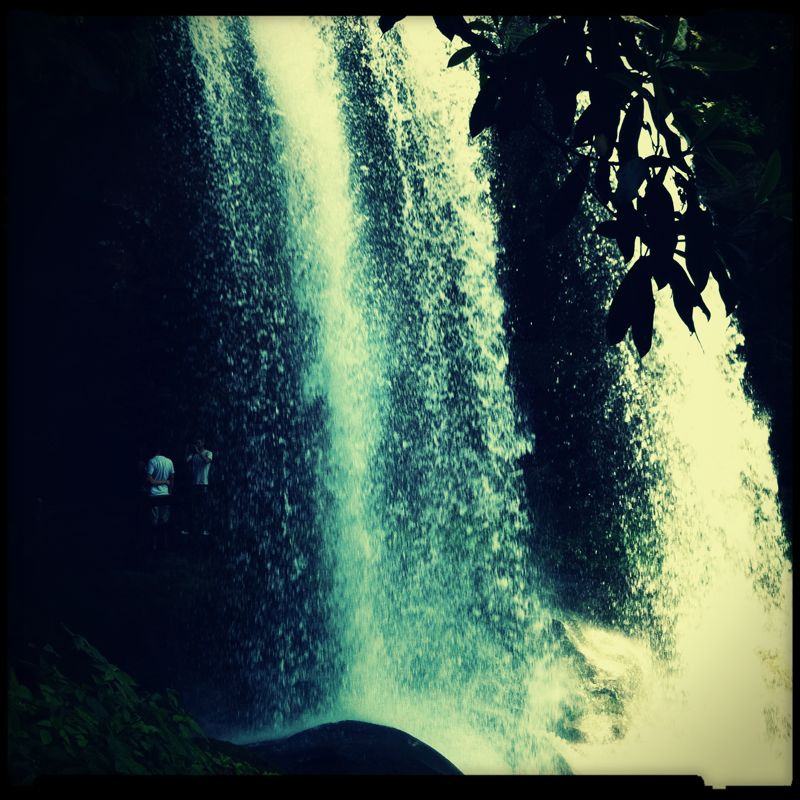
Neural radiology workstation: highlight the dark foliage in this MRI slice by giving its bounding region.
[544,154,592,238]
[381,12,793,612]
[8,627,268,781]
[379,14,791,357]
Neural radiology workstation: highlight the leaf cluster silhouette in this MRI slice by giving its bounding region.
[379,15,787,357]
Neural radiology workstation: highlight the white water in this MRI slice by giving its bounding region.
[566,90,792,787]
[568,272,793,787]
[187,15,791,784]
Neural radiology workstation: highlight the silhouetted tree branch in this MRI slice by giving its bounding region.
[379,14,791,358]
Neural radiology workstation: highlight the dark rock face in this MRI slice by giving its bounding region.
[241,720,462,775]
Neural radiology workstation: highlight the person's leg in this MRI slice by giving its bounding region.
[198,486,209,535]
[149,500,159,550]
[180,490,192,536]
[190,485,201,535]
[161,501,172,550]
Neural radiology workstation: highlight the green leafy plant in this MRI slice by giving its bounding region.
[8,627,269,782]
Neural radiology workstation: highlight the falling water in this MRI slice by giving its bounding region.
[563,268,793,786]
[184,16,790,783]
[558,102,793,787]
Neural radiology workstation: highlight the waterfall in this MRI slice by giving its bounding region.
[184,15,791,783]
[563,255,793,786]
[556,103,793,787]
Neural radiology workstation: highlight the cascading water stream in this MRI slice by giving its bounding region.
[557,101,793,787]
[564,255,793,785]
[185,16,791,783]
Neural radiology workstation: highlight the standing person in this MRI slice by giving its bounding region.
[145,446,175,550]
[182,437,213,537]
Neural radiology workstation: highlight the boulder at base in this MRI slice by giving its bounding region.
[243,720,462,775]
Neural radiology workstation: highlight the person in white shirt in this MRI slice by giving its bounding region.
[181,437,213,537]
[145,447,175,550]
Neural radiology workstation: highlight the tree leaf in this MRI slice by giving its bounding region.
[540,53,581,139]
[660,63,709,96]
[618,225,638,263]
[647,252,673,289]
[683,205,715,293]
[572,102,598,145]
[690,102,725,149]
[468,20,495,33]
[649,64,672,122]
[710,252,738,315]
[616,19,650,72]
[643,155,672,168]
[433,16,463,41]
[15,684,34,703]
[656,117,690,171]
[463,32,500,53]
[640,176,677,253]
[434,16,500,52]
[378,16,405,34]
[644,87,689,172]
[550,85,579,140]
[448,47,475,68]
[593,79,628,144]
[672,18,689,51]
[607,71,645,94]
[617,156,648,202]
[607,257,654,351]
[594,160,613,204]
[620,16,660,31]
[668,260,711,334]
[755,150,782,204]
[684,242,710,295]
[631,293,656,356]
[768,191,792,221]
[544,155,591,237]
[698,151,738,188]
[708,139,755,156]
[594,220,619,238]
[611,202,640,262]
[566,48,593,93]
[661,17,682,55]
[618,94,644,165]
[516,34,538,54]
[469,77,500,137]
[587,16,622,73]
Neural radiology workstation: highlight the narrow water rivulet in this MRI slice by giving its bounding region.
[185,16,791,784]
